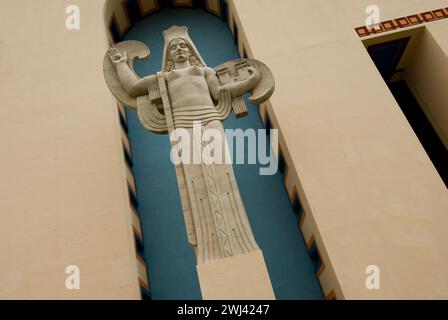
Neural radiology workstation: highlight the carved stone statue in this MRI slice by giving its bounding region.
[103,26,275,265]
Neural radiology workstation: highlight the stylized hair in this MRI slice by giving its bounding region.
[165,37,204,72]
[162,26,207,71]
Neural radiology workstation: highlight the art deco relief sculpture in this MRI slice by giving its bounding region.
[103,26,275,265]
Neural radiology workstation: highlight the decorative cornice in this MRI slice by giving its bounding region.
[355,7,448,38]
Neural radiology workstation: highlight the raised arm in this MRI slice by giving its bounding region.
[108,48,156,98]
[205,66,261,100]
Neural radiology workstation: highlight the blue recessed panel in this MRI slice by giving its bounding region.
[123,8,323,300]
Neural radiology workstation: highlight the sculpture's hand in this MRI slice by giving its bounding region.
[108,47,128,67]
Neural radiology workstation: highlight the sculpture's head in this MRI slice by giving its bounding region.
[169,38,191,64]
[162,26,206,72]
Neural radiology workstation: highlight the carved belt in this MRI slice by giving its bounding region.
[172,105,229,128]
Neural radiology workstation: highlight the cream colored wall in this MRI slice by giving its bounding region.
[232,0,448,299]
[0,0,140,299]
[405,21,448,149]
[1,0,447,300]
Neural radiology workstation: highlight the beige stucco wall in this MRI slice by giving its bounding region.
[1,0,447,300]
[0,0,140,299]
[232,0,448,299]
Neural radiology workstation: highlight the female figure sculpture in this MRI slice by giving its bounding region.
[104,26,275,265]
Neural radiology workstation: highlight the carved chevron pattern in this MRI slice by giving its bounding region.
[203,163,233,258]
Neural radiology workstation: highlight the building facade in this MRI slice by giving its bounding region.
[0,0,447,299]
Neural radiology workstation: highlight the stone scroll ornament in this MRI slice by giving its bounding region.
[103,26,275,265]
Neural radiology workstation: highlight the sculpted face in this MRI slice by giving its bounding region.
[169,38,191,64]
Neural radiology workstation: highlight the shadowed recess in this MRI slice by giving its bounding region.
[123,8,323,300]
